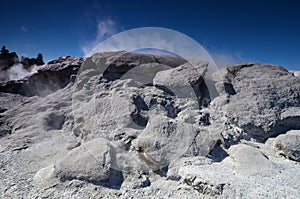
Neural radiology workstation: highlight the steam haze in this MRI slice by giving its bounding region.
[8,64,39,81]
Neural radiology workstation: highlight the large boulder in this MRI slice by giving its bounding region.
[227,143,272,175]
[271,130,300,162]
[223,63,300,142]
[131,115,198,170]
[54,138,112,183]
[80,51,187,83]
[153,61,209,102]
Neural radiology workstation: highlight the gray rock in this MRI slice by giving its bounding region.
[121,173,151,190]
[153,61,208,100]
[223,63,300,142]
[83,51,186,82]
[132,115,198,170]
[272,130,300,161]
[121,63,171,85]
[227,143,272,175]
[54,138,111,183]
[0,56,83,97]
[174,143,300,198]
[1,52,300,198]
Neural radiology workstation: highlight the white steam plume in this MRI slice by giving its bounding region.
[7,64,39,81]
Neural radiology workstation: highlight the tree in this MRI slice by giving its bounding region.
[21,56,31,69]
[0,45,9,55]
[0,45,18,69]
[36,53,44,65]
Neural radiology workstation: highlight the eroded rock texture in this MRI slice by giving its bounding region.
[224,63,300,142]
[0,52,299,198]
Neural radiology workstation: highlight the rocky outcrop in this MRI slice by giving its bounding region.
[0,56,83,97]
[0,52,186,97]
[153,61,209,104]
[170,142,300,198]
[81,51,186,82]
[223,63,300,142]
[0,52,299,198]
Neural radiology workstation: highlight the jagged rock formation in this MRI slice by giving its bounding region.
[0,51,299,198]
[0,56,83,97]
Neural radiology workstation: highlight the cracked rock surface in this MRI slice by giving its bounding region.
[0,52,299,198]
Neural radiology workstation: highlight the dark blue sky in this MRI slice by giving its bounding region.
[1,0,299,70]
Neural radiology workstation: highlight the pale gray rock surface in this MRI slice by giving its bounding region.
[223,63,300,142]
[54,138,112,183]
[83,51,186,82]
[153,61,208,99]
[174,143,300,199]
[131,115,199,169]
[0,52,299,198]
[267,130,300,162]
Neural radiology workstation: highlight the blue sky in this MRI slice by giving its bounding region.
[1,0,299,70]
